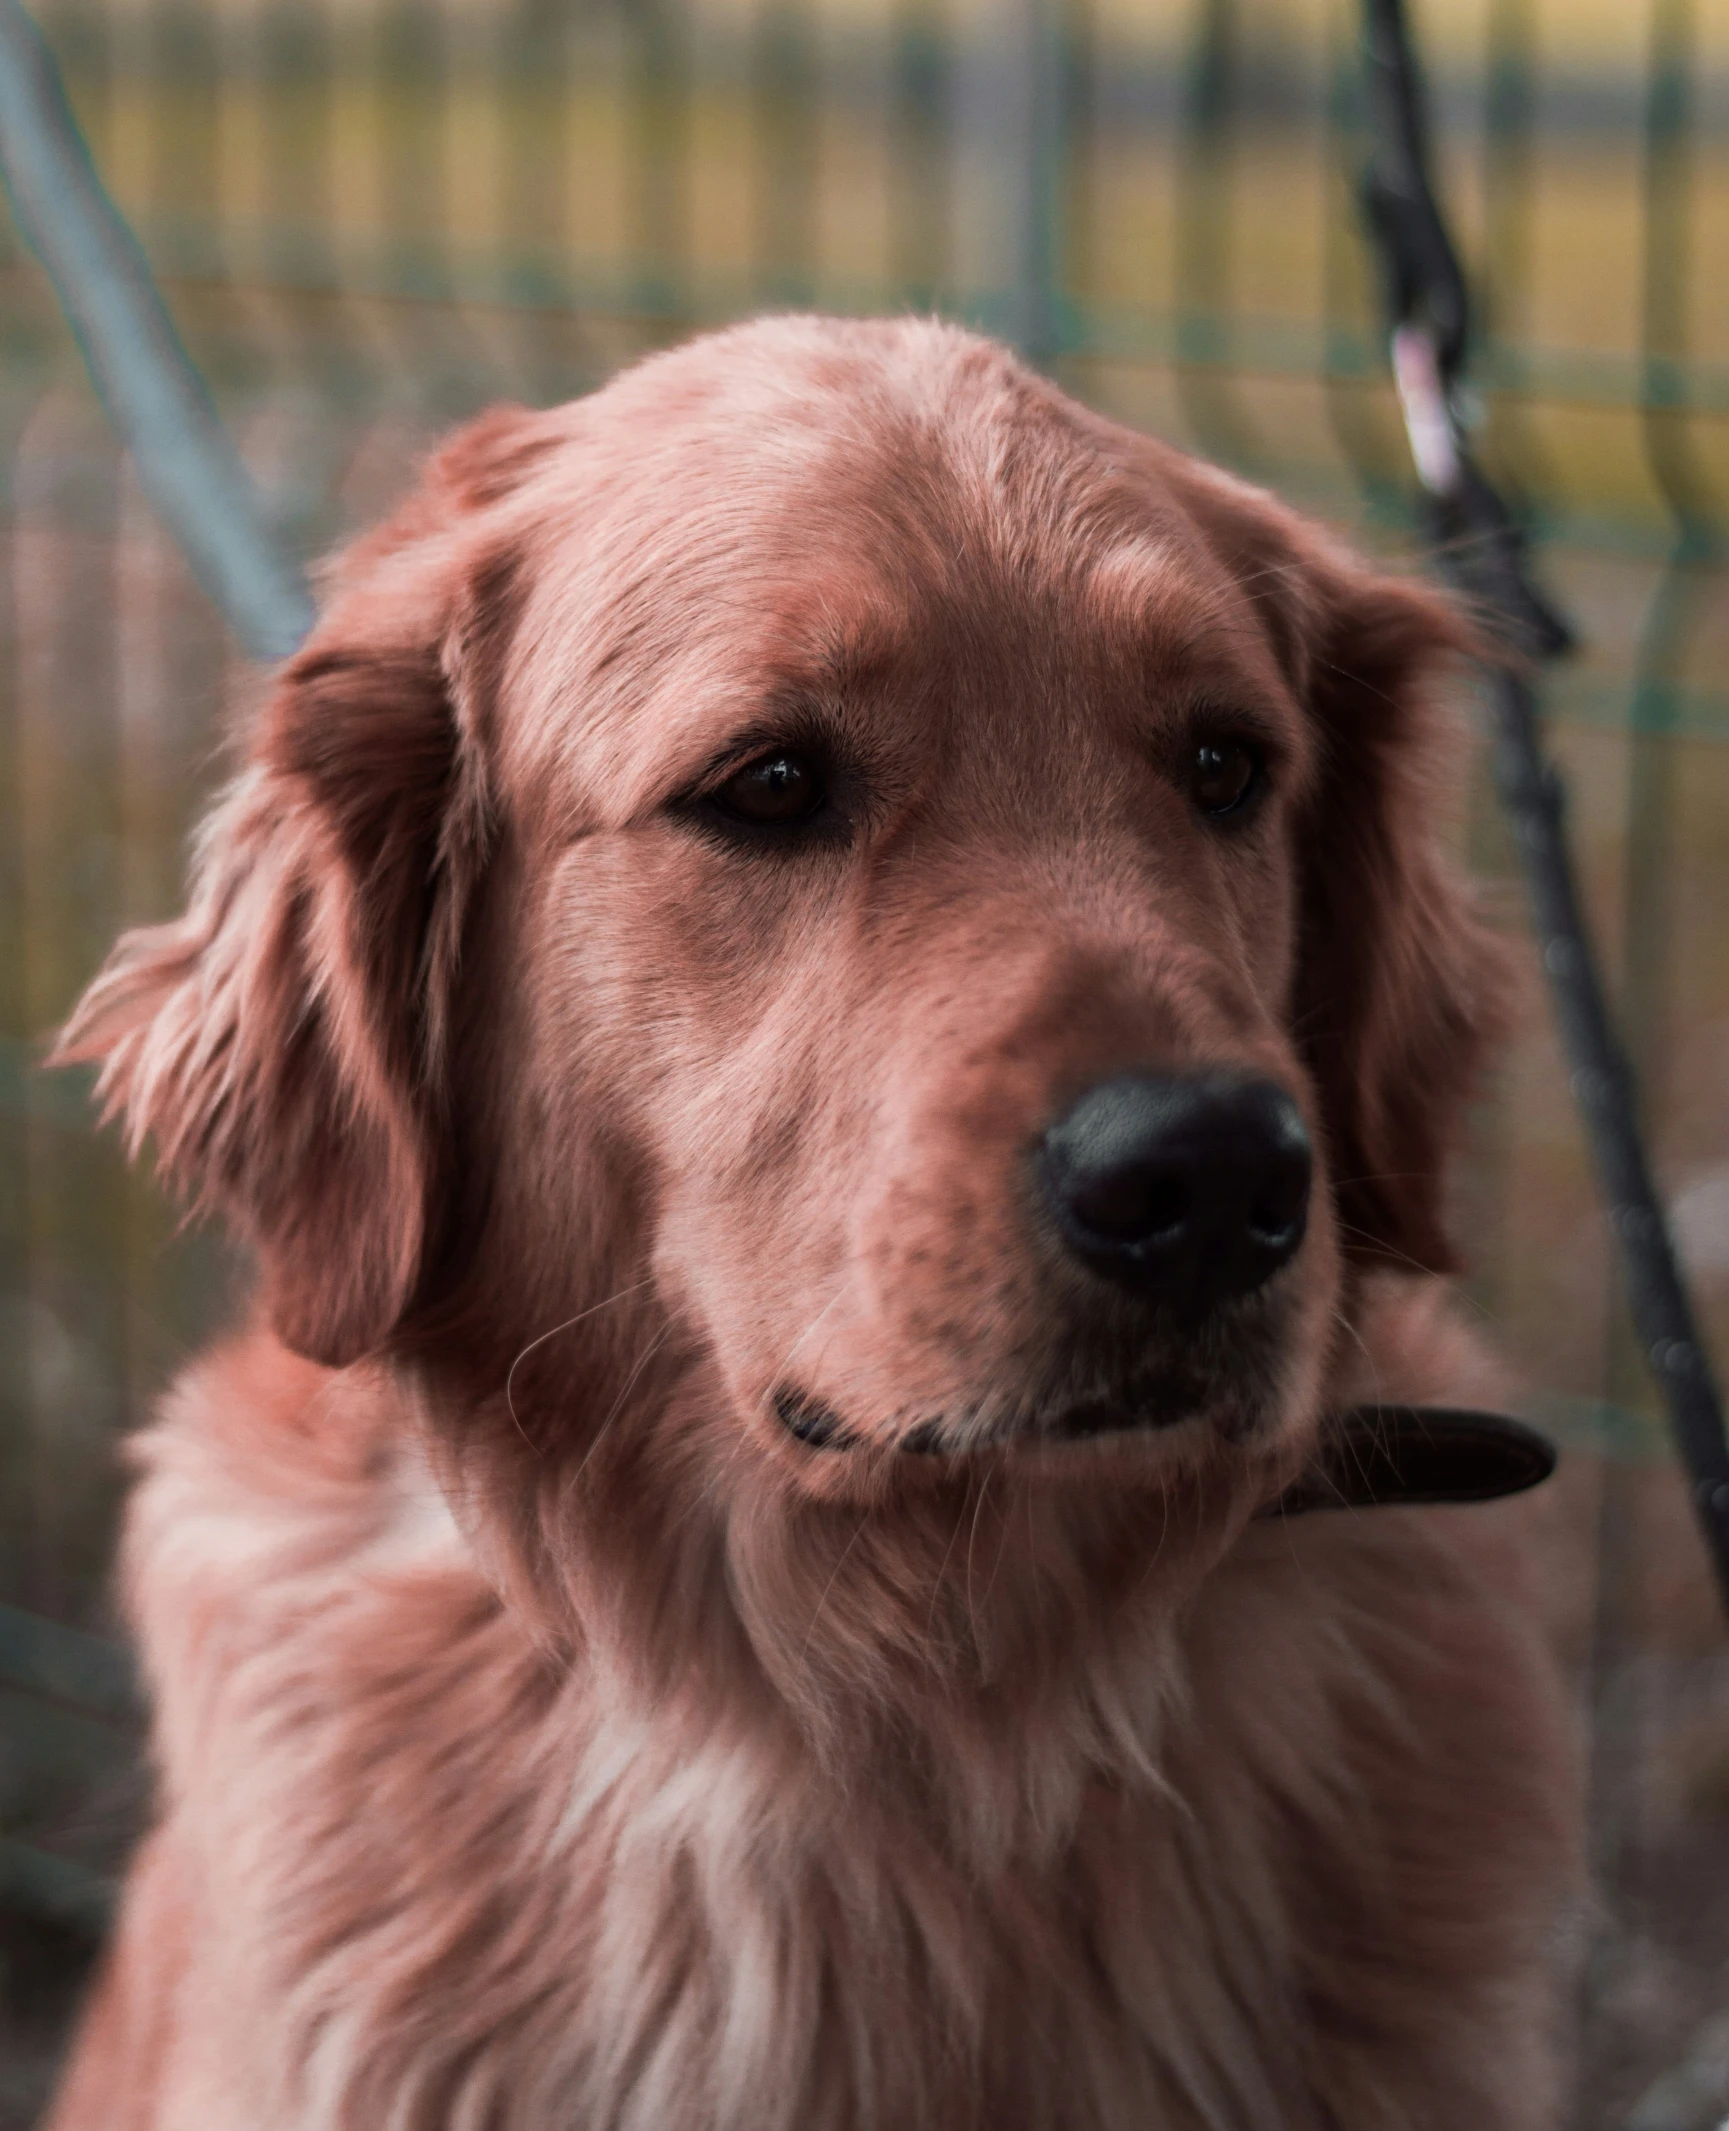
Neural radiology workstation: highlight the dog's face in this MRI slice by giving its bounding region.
[62,318,1495,1583]
[497,396,1337,1478]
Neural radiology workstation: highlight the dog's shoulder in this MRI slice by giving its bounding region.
[141,1317,398,1468]
[126,1319,431,1573]
[84,1331,579,2129]
[120,1324,492,1764]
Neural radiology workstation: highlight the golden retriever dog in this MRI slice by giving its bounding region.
[48,315,1575,2130]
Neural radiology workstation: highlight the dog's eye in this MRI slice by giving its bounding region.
[710,751,827,828]
[1189,739,1261,816]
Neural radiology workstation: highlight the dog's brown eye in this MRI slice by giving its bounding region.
[712,752,826,827]
[1190,739,1260,816]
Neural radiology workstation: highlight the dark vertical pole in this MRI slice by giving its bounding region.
[1351,0,1729,1645]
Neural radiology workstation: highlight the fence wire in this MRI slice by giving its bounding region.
[0,2,1727,2125]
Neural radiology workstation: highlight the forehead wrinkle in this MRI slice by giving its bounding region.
[1087,533,1263,672]
[499,538,910,835]
[531,571,950,842]
[1077,531,1317,781]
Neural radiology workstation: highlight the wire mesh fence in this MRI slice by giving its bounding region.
[0,0,1727,2122]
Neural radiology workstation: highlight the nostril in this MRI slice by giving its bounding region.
[1070,1166,1188,1245]
[1249,1166,1309,1246]
[1249,1205,1300,1248]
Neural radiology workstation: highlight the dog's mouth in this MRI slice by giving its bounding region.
[774,1388,864,1451]
[773,1369,1268,1458]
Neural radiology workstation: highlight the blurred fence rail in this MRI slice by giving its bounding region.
[1,0,1729,2124]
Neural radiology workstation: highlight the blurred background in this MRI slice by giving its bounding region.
[0,0,1726,2121]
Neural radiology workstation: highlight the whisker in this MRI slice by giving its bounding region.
[774,1290,846,1381]
[1326,1218,1449,1285]
[569,1322,673,1489]
[1326,1300,1381,1408]
[977,1463,1018,1618]
[923,1484,975,1659]
[1328,1219,1501,1326]
[1127,1480,1174,1604]
[963,1463,997,1652]
[799,1512,871,1670]
[504,1278,655,1455]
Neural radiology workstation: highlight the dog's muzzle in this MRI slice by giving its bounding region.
[770,1072,1314,1462]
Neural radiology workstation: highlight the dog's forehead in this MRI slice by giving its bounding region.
[498,330,1298,818]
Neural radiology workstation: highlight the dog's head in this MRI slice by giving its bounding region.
[60,318,1497,1678]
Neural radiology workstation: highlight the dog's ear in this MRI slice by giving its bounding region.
[53,410,548,1365]
[1288,560,1505,1275]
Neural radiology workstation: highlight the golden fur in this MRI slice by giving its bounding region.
[50,316,1576,2130]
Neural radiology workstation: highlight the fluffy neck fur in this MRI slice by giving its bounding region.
[104,1298,1561,2131]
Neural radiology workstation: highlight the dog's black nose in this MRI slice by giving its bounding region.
[1039,1073,1311,1311]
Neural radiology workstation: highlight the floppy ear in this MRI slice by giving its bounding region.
[53,411,545,1365]
[1289,563,1506,1275]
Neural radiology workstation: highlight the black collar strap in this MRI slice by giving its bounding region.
[1263,1406,1557,1518]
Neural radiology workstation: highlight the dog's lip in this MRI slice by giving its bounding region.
[1038,1395,1192,1441]
[777,1383,1224,1458]
[900,1395,1197,1456]
[773,1386,861,1450]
